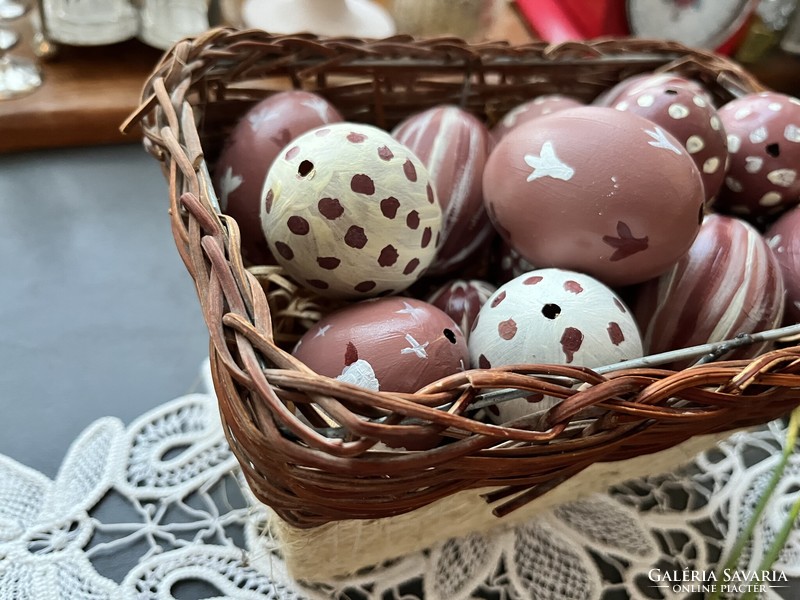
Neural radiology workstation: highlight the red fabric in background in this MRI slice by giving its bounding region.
[514,0,630,42]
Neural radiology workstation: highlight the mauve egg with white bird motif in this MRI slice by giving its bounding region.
[716,92,800,218]
[469,268,643,424]
[482,106,705,287]
[293,297,469,395]
[633,214,784,368]
[213,91,342,265]
[261,123,441,298]
[292,297,468,450]
[392,106,493,274]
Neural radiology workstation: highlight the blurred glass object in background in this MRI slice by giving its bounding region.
[0,0,42,99]
[41,0,138,45]
[138,0,210,50]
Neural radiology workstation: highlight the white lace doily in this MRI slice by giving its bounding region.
[2,360,799,600]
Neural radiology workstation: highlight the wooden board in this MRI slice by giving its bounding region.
[0,2,532,155]
[0,19,163,154]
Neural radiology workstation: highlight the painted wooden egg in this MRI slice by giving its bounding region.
[293,297,469,394]
[392,105,493,274]
[482,106,705,287]
[766,206,800,325]
[491,95,583,142]
[613,82,728,203]
[261,123,442,298]
[595,72,713,108]
[469,268,643,423]
[716,92,800,218]
[633,214,785,368]
[427,279,496,340]
[494,239,535,283]
[213,91,342,265]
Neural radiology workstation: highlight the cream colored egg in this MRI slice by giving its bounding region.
[261,123,442,298]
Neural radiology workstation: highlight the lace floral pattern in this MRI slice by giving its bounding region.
[0,360,798,599]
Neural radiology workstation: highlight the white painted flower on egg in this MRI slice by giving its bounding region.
[468,268,643,423]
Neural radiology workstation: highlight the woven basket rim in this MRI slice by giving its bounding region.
[127,27,800,527]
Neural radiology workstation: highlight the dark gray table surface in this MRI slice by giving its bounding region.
[0,144,210,479]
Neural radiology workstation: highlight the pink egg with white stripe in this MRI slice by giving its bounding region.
[393,106,493,274]
[633,214,785,368]
[468,268,643,424]
[427,279,496,340]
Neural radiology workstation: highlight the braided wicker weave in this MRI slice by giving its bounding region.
[126,28,800,533]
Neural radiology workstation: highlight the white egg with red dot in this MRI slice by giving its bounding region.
[261,123,442,298]
[468,268,643,424]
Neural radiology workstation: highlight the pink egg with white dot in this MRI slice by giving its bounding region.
[716,91,800,218]
[765,206,800,325]
[468,268,643,424]
[613,82,728,203]
[261,123,442,298]
[595,72,713,108]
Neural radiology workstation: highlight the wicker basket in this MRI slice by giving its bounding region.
[126,28,800,579]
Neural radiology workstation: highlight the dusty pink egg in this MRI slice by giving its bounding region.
[633,214,784,368]
[595,72,713,108]
[392,106,493,274]
[765,206,800,324]
[293,297,468,450]
[261,123,441,298]
[491,95,583,142]
[482,106,705,287]
[293,297,468,394]
[213,91,342,265]
[716,92,800,218]
[427,279,496,340]
[468,268,642,424]
[613,82,728,203]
